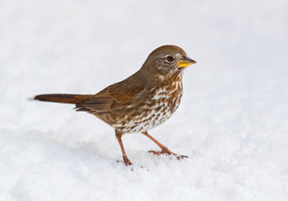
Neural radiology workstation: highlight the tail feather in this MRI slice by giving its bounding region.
[34,94,92,104]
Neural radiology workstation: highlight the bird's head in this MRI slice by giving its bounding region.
[142,45,196,80]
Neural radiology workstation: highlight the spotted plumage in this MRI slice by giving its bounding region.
[34,45,196,166]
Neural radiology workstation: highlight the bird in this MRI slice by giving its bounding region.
[34,45,196,166]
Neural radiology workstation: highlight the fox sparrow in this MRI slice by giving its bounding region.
[34,45,196,166]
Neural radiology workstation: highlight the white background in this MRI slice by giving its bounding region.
[0,0,288,200]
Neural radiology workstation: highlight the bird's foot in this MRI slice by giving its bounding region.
[116,159,149,171]
[148,147,188,160]
[117,156,133,166]
[123,157,133,166]
[175,155,188,160]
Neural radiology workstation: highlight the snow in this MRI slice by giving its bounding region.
[1,0,288,200]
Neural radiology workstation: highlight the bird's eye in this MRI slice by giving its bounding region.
[166,55,174,63]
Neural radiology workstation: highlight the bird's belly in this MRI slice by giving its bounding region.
[119,104,173,133]
[113,89,183,133]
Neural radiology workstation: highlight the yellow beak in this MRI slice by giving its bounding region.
[177,56,197,68]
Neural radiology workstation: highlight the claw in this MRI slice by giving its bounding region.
[176,155,188,159]
[116,156,133,166]
[148,149,188,160]
[148,150,171,155]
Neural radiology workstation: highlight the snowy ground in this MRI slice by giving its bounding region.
[1,0,288,200]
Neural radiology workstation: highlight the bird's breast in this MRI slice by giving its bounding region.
[113,80,183,133]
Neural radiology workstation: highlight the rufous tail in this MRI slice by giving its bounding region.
[34,94,92,104]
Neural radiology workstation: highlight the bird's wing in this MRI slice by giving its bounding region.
[75,81,144,113]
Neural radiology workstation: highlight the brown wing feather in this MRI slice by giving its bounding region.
[76,87,113,112]
[76,70,146,113]
[108,81,144,103]
[75,83,144,113]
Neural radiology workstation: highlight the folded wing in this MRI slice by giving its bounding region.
[76,81,144,113]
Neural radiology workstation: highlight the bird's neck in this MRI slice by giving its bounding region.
[155,70,184,87]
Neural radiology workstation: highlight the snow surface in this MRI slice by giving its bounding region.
[1,0,288,200]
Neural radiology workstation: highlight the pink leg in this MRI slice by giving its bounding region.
[115,131,132,166]
[142,131,187,159]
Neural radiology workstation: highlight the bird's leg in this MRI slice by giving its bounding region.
[142,131,173,155]
[115,131,133,166]
[142,131,188,159]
